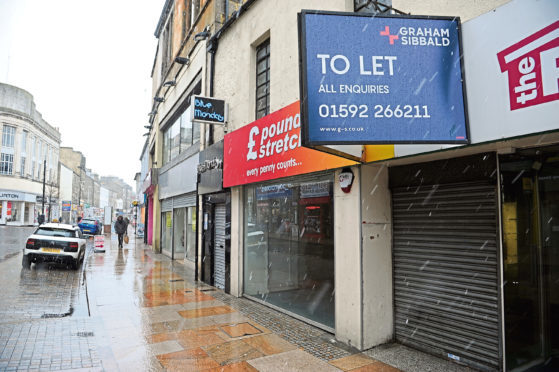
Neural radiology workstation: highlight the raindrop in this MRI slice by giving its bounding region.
[480,240,488,250]
[415,169,422,177]
[414,78,427,96]
[249,272,253,281]
[429,72,438,82]
[548,217,553,224]
[362,24,368,32]
[407,203,414,210]
[511,170,525,184]
[465,340,475,350]
[370,185,378,195]
[405,319,409,324]
[545,236,550,242]
[419,260,430,271]
[462,165,471,174]
[428,211,432,216]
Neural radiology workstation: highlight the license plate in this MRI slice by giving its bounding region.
[42,248,61,253]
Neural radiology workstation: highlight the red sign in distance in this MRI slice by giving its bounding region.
[223,101,357,188]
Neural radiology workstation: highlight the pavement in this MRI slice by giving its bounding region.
[0,230,474,371]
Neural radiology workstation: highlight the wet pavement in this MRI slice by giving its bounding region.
[0,228,473,371]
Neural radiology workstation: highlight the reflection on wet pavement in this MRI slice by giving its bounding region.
[0,232,402,371]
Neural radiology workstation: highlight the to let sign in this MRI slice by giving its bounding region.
[191,96,227,125]
[299,11,469,145]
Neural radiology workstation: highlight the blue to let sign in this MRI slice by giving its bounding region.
[299,11,469,145]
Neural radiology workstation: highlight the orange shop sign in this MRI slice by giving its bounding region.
[223,101,357,188]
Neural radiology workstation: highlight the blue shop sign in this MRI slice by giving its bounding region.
[299,11,469,145]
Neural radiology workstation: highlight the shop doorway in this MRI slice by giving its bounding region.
[501,148,559,371]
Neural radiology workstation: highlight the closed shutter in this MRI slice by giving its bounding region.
[213,203,226,290]
[174,192,196,208]
[161,198,173,212]
[392,181,500,370]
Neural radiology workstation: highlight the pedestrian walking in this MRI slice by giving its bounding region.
[114,215,127,248]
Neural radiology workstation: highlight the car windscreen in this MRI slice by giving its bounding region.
[34,228,76,238]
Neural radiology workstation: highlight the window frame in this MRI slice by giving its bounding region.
[255,39,271,119]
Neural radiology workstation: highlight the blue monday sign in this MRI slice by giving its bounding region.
[299,11,469,145]
[191,96,228,125]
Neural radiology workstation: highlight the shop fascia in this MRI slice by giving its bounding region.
[0,190,38,203]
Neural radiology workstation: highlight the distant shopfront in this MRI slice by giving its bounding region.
[0,189,37,225]
[224,102,356,330]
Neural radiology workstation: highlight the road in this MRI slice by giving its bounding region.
[0,226,35,262]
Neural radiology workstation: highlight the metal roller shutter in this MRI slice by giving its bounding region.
[392,181,500,371]
[161,198,173,212]
[213,203,226,290]
[173,192,196,208]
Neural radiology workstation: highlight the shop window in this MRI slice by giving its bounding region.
[161,211,173,255]
[243,175,335,329]
[255,39,270,119]
[173,208,186,258]
[0,153,13,175]
[186,206,196,261]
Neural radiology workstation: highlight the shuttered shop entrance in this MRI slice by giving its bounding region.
[392,181,500,370]
[213,203,226,290]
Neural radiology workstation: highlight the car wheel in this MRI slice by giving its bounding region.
[22,255,31,269]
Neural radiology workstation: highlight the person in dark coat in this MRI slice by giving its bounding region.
[114,215,127,248]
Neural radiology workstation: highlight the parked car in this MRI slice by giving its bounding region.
[22,223,87,269]
[78,218,102,235]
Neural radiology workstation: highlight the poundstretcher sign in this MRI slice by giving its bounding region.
[299,11,469,145]
[223,101,356,188]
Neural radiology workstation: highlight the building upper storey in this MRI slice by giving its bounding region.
[0,83,61,144]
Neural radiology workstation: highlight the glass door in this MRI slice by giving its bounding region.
[501,149,559,371]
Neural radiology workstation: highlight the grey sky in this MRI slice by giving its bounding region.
[0,0,165,187]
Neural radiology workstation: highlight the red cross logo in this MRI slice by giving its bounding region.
[380,26,399,45]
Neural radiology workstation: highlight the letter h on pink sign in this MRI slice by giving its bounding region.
[497,20,559,110]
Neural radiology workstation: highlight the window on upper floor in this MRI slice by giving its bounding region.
[191,0,200,26]
[161,82,201,166]
[161,13,174,77]
[256,39,270,119]
[2,125,15,148]
[0,153,14,175]
[20,156,25,177]
[21,130,27,154]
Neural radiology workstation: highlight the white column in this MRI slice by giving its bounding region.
[361,163,393,349]
[334,166,363,348]
[19,201,25,225]
[230,186,243,297]
[1,201,7,224]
